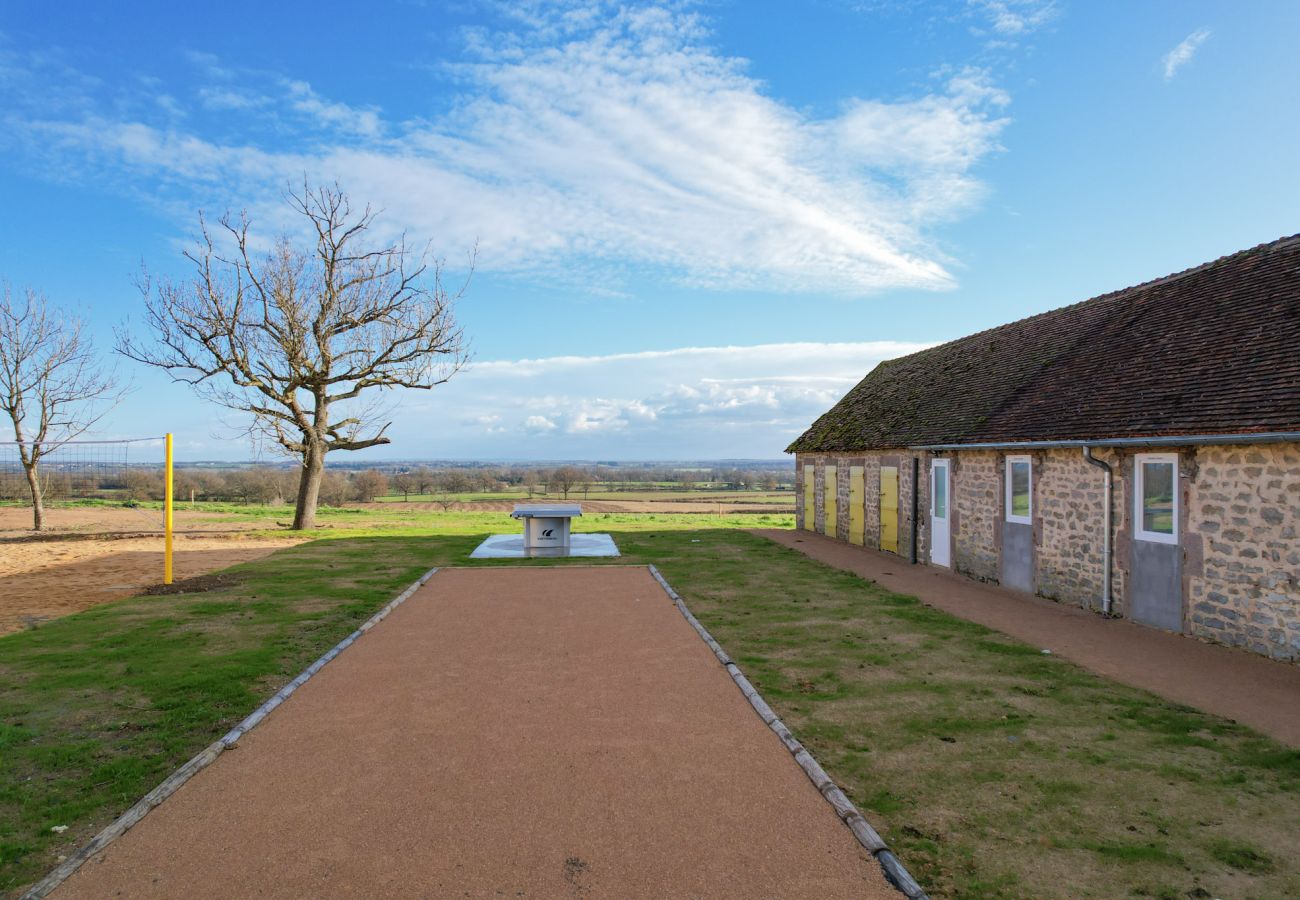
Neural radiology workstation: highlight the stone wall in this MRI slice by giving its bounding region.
[1188,442,1300,660]
[1035,448,1110,610]
[797,442,1300,661]
[794,451,922,559]
[951,451,1000,582]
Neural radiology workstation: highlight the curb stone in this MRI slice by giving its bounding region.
[19,566,442,900]
[647,564,929,900]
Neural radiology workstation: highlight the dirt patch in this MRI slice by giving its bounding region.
[0,505,256,537]
[0,533,305,635]
[141,572,242,596]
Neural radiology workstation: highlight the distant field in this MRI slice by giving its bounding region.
[375,489,793,505]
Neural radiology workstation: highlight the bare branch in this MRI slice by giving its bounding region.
[0,282,124,530]
[116,181,473,529]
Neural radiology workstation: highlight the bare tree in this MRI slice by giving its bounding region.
[412,465,436,497]
[352,469,389,503]
[0,284,119,530]
[521,469,539,498]
[548,466,584,500]
[391,470,415,501]
[118,182,471,529]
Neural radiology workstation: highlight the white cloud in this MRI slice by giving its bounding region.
[2,3,1012,296]
[524,415,558,432]
[1162,28,1211,81]
[969,0,1059,37]
[283,79,382,138]
[391,340,934,457]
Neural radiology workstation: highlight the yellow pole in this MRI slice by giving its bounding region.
[164,433,174,585]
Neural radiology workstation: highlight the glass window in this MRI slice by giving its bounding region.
[1006,457,1032,523]
[934,465,948,518]
[1136,455,1178,542]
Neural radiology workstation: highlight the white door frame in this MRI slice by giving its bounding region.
[930,459,951,567]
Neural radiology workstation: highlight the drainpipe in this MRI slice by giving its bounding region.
[1082,447,1112,615]
[909,456,920,565]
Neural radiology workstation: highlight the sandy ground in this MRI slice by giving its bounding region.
[55,567,890,899]
[757,528,1300,748]
[0,506,304,635]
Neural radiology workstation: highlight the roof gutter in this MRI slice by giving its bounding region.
[907,431,1300,452]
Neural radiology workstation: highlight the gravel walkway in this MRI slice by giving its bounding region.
[55,566,889,898]
[757,529,1300,747]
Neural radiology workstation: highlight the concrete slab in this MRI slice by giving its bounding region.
[468,532,619,558]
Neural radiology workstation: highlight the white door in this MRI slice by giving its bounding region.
[930,460,951,567]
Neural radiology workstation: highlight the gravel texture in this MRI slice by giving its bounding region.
[55,565,889,898]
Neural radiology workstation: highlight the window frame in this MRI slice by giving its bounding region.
[931,458,949,520]
[1005,455,1033,525]
[1134,453,1179,544]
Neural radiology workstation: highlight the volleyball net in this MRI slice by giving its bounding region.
[0,434,176,583]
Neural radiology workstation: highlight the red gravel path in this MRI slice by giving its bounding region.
[55,566,890,899]
[756,529,1300,748]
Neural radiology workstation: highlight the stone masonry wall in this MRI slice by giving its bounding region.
[1035,448,1112,611]
[1189,443,1300,660]
[800,442,1299,661]
[795,452,921,558]
[951,451,1000,582]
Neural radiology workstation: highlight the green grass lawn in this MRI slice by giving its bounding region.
[374,488,794,504]
[34,499,794,532]
[2,526,1297,897]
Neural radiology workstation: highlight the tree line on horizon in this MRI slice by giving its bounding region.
[0,463,791,508]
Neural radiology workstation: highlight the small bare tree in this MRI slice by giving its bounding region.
[0,284,119,530]
[548,466,584,500]
[352,469,389,503]
[119,183,471,529]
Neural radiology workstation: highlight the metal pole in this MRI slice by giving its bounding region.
[164,433,174,585]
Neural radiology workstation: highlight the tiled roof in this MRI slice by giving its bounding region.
[788,234,1300,452]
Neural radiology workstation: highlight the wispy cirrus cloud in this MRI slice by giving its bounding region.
[1162,28,1211,81]
[0,3,1011,297]
[968,0,1060,38]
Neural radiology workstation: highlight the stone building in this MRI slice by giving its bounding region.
[788,235,1300,661]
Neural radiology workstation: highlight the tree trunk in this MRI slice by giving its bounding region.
[292,442,325,530]
[23,461,44,531]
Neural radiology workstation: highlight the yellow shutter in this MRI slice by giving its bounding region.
[823,465,837,538]
[803,466,816,531]
[880,466,899,553]
[849,466,865,545]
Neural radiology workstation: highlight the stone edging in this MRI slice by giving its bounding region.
[19,566,442,900]
[646,564,929,900]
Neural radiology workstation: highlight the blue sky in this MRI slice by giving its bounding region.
[1,0,1297,461]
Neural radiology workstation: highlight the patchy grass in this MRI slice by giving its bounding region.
[642,530,1300,900]
[1,526,1297,899]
